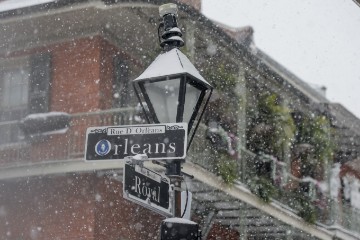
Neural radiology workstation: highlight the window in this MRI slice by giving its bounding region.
[0,53,51,145]
[0,58,30,145]
[1,66,29,109]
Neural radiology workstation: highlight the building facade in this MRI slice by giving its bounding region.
[0,0,359,239]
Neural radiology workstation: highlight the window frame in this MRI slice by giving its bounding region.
[0,56,30,145]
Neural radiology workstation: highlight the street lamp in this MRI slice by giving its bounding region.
[132,4,212,232]
[132,3,213,150]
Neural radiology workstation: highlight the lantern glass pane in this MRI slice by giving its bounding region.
[183,83,201,124]
[143,79,180,123]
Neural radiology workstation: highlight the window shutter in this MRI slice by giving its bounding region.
[28,52,51,114]
[113,56,129,108]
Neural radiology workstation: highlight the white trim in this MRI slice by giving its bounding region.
[0,0,55,13]
[0,159,122,180]
[0,158,166,180]
[0,1,158,24]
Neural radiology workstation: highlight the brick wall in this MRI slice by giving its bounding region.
[206,223,240,239]
[51,37,103,113]
[29,37,116,164]
[0,174,96,239]
[93,174,163,239]
[0,173,165,239]
[0,36,119,167]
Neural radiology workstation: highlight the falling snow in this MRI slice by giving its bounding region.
[0,0,359,239]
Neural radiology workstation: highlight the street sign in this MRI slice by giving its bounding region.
[85,123,187,161]
[123,162,173,216]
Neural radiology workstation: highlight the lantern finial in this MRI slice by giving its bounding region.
[158,3,184,51]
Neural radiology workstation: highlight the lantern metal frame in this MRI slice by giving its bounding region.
[133,72,212,150]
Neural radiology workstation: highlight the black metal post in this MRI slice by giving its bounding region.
[159,3,185,218]
[166,160,183,217]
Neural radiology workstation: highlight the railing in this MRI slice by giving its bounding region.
[1,107,360,234]
[189,124,360,234]
[241,148,360,233]
[0,107,136,167]
[68,107,136,158]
